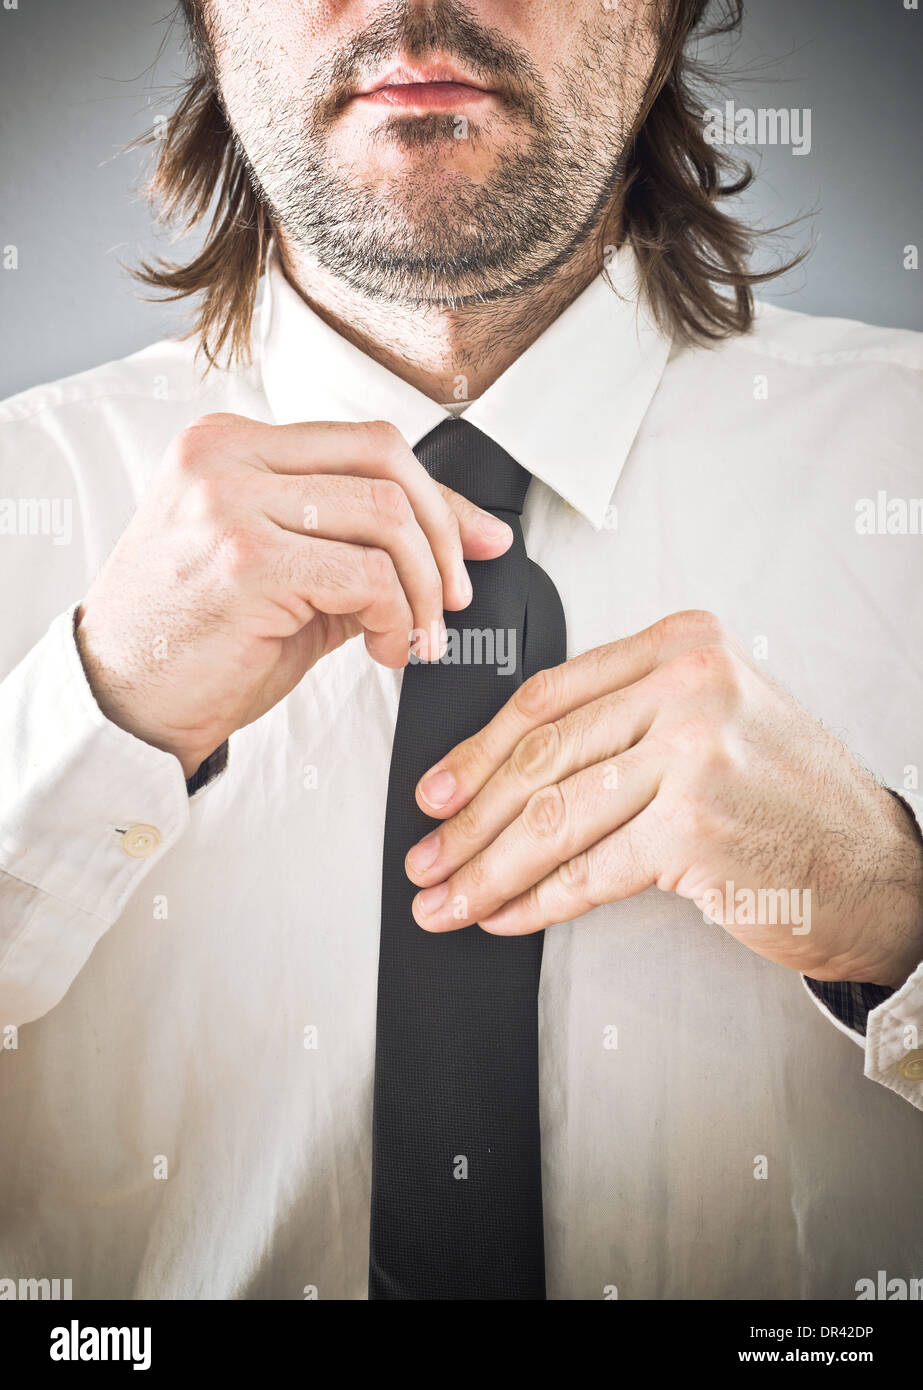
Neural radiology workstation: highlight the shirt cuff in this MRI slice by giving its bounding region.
[803,787,923,1109]
[0,603,192,1022]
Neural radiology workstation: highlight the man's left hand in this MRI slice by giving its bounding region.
[405,610,923,987]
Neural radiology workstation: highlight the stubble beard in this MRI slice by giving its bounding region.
[218,1,631,308]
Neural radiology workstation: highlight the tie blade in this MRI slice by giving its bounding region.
[370,424,565,1300]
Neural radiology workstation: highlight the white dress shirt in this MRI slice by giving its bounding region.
[1,249,921,1300]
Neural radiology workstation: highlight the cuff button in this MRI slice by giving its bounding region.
[121,824,161,859]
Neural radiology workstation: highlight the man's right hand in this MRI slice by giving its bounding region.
[75,413,513,778]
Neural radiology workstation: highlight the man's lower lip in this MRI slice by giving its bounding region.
[353,82,495,109]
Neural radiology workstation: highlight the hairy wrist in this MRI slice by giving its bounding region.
[837,788,923,988]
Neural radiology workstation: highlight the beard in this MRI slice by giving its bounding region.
[215,0,632,307]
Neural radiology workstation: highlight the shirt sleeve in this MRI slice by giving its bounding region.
[0,602,226,1026]
[802,788,923,1111]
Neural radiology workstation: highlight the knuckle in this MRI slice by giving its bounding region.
[668,643,742,701]
[451,800,483,848]
[169,430,208,477]
[413,582,444,629]
[664,608,726,644]
[450,735,482,782]
[665,716,713,761]
[189,411,244,432]
[185,472,229,522]
[482,886,538,933]
[463,855,491,895]
[522,783,567,842]
[171,414,241,469]
[696,731,741,784]
[513,665,561,723]
[364,419,407,458]
[587,642,616,680]
[371,479,413,528]
[440,494,462,538]
[437,495,463,548]
[558,850,592,898]
[512,722,562,782]
[423,572,444,613]
[362,545,396,591]
[213,527,260,580]
[658,639,745,706]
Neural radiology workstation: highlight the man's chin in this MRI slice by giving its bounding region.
[321,244,538,309]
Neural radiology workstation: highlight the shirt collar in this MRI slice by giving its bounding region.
[258,246,672,530]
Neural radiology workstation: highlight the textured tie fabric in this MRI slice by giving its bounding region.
[368,417,566,1300]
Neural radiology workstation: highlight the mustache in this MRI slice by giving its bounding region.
[312,0,547,127]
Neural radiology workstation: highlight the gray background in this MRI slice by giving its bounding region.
[0,0,920,400]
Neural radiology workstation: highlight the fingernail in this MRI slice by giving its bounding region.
[458,568,473,604]
[419,768,456,808]
[478,512,512,540]
[407,831,440,875]
[415,881,449,919]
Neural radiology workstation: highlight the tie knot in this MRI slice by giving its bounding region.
[413,417,531,516]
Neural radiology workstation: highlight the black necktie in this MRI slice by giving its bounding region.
[368,417,566,1300]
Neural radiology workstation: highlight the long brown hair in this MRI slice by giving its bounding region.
[134,0,798,368]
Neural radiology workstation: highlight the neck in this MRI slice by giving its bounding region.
[275,230,608,406]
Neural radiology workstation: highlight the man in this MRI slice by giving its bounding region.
[0,0,921,1301]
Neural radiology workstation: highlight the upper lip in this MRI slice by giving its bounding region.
[353,62,494,96]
